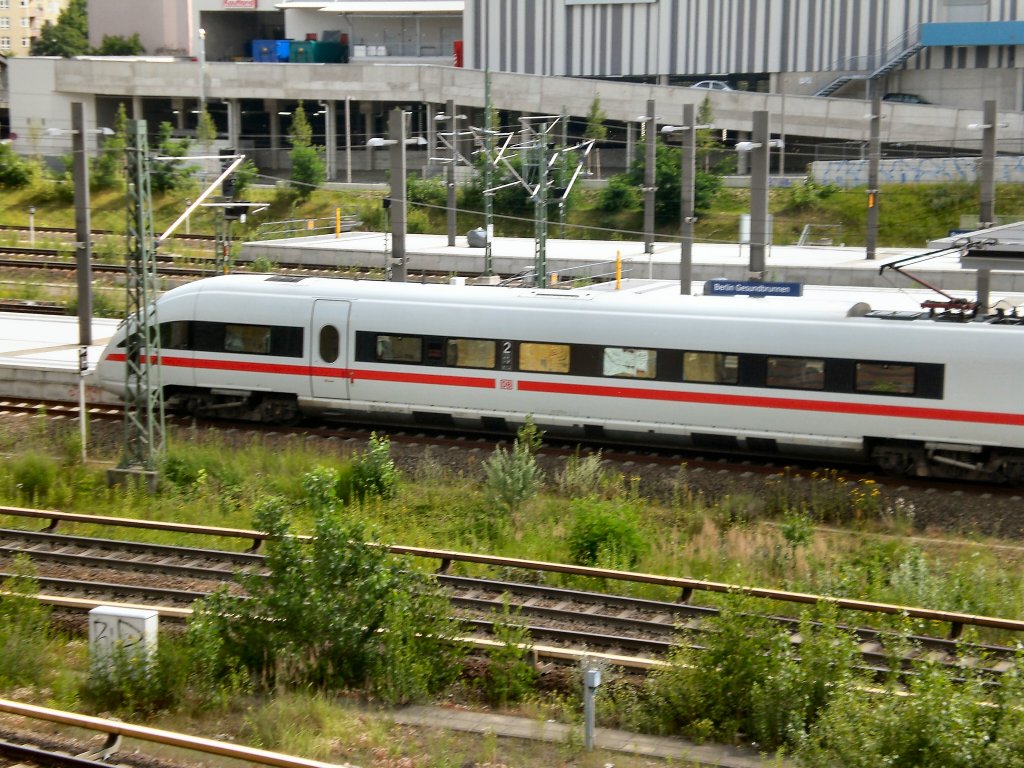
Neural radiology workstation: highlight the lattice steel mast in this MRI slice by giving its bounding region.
[119,119,165,472]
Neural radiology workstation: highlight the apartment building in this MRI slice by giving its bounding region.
[1,0,65,56]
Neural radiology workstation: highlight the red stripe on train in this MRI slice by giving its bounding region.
[515,379,1024,426]
[103,353,1024,426]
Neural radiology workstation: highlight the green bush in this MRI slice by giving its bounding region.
[10,452,59,505]
[597,174,641,212]
[798,656,1024,767]
[480,602,537,707]
[641,600,858,750]
[407,174,448,207]
[0,143,35,188]
[189,497,465,703]
[0,556,53,687]
[300,464,356,510]
[483,420,544,516]
[556,451,607,498]
[352,432,399,500]
[565,497,646,569]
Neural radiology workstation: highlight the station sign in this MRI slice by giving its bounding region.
[703,279,803,297]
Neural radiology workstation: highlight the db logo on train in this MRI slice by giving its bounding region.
[500,379,514,390]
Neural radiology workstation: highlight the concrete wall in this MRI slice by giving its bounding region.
[87,0,190,56]
[811,155,1024,188]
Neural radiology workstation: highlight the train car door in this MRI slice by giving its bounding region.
[311,300,351,400]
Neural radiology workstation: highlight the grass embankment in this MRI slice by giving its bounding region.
[2,417,1024,765]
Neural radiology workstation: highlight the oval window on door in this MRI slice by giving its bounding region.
[319,325,340,364]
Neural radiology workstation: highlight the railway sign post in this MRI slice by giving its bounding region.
[583,667,601,750]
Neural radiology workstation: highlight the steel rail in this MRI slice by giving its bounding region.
[2,505,1022,639]
[0,699,355,768]
[4,530,1008,675]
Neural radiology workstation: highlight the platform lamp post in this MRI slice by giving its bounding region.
[197,28,207,117]
[434,100,467,247]
[662,104,711,295]
[367,108,426,282]
[640,100,658,256]
[45,105,113,461]
[735,111,782,280]
[865,90,881,260]
[968,100,1006,314]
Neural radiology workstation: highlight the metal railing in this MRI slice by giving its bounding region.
[254,213,362,241]
[0,698,354,768]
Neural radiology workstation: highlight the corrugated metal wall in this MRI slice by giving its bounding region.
[464,0,1024,77]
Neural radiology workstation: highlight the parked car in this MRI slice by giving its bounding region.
[882,92,930,104]
[690,80,733,91]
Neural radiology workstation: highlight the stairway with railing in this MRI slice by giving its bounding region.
[814,25,923,98]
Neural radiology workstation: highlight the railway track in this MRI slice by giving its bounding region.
[2,517,1023,680]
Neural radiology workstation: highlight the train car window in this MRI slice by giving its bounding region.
[766,355,825,390]
[446,338,497,369]
[519,342,570,373]
[376,335,422,363]
[855,362,915,395]
[224,324,271,355]
[683,352,739,384]
[270,327,304,358]
[603,347,657,379]
[319,325,340,364]
[158,321,191,350]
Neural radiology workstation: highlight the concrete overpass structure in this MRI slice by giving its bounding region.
[12,57,1024,176]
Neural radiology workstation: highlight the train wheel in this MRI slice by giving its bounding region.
[872,445,919,477]
[998,458,1024,487]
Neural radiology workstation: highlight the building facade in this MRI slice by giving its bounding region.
[2,0,65,56]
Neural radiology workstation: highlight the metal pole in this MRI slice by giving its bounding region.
[643,99,656,255]
[72,102,92,346]
[583,668,601,751]
[323,100,336,181]
[484,67,494,276]
[198,28,206,116]
[749,110,769,278]
[680,104,695,295]
[980,99,997,228]
[866,90,881,260]
[446,98,457,247]
[389,107,407,282]
[28,207,34,246]
[344,96,352,184]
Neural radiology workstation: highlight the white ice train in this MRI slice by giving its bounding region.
[94,274,1024,482]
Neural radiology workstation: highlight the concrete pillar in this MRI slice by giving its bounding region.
[267,99,281,172]
[226,98,241,151]
[172,98,185,131]
[131,96,144,121]
[323,99,336,181]
[344,96,352,183]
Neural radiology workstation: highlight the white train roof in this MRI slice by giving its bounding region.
[166,274,890,323]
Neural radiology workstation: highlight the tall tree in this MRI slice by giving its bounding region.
[31,0,89,57]
[90,103,128,191]
[288,102,325,200]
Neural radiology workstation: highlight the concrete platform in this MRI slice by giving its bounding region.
[0,314,121,404]
[391,704,784,767]
[239,230,1023,292]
